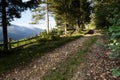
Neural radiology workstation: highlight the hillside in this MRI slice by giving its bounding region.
[0,24,43,41]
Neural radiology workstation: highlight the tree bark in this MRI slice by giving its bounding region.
[77,19,80,28]
[1,0,8,51]
[81,22,85,31]
[76,19,80,32]
[46,0,49,33]
[65,23,67,35]
[64,13,68,35]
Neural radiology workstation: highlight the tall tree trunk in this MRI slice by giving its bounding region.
[65,23,67,35]
[64,13,68,35]
[77,19,80,28]
[46,0,49,33]
[1,0,8,51]
[76,19,80,32]
[81,22,85,31]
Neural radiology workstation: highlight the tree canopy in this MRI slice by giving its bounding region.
[0,0,39,25]
[93,0,120,28]
[0,0,40,51]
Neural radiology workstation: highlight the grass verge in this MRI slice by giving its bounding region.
[42,36,97,80]
[0,35,81,75]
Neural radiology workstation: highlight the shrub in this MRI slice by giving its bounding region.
[107,26,120,59]
[111,68,120,77]
[37,30,60,42]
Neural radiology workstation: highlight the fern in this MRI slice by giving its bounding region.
[111,68,120,77]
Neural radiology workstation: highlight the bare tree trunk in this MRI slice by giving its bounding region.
[81,22,85,31]
[2,0,8,51]
[76,19,80,32]
[65,23,67,35]
[46,0,49,33]
[64,13,68,35]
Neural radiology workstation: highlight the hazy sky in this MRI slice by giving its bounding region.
[11,6,56,30]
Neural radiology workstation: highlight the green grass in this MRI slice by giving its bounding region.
[11,38,37,48]
[0,35,81,75]
[0,36,38,50]
[42,36,97,80]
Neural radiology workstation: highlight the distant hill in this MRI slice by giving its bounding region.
[0,24,44,42]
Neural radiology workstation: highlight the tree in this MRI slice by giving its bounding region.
[51,0,75,34]
[93,0,110,28]
[93,0,120,28]
[80,0,91,30]
[52,0,91,32]
[69,0,81,31]
[0,0,40,51]
[31,0,52,33]
[31,0,92,34]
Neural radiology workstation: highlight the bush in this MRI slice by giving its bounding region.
[111,68,120,77]
[107,26,120,59]
[37,30,60,42]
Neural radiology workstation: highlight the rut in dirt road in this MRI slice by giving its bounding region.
[1,35,94,80]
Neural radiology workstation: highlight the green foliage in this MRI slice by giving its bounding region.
[0,0,40,50]
[86,14,96,30]
[31,0,91,34]
[104,2,120,76]
[95,0,120,59]
[108,26,120,40]
[0,29,62,51]
[39,31,51,41]
[111,68,120,77]
[94,0,120,28]
[107,26,120,59]
[31,0,48,24]
[0,0,39,23]
[38,30,60,41]
[94,1,110,28]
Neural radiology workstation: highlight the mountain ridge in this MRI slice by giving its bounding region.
[0,24,44,42]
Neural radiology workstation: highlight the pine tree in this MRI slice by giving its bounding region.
[93,0,120,28]
[31,0,92,34]
[31,0,52,33]
[80,0,91,30]
[53,0,91,31]
[51,0,73,34]
[0,0,40,51]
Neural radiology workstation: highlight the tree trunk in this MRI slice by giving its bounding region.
[1,0,8,51]
[76,19,80,32]
[77,19,80,28]
[64,13,68,35]
[65,23,67,35]
[81,21,85,31]
[46,0,49,33]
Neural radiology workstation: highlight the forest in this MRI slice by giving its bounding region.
[0,0,120,80]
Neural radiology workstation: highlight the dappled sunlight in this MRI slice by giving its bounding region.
[84,33,102,37]
[83,30,102,37]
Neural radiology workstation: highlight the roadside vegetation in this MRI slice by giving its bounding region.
[94,0,120,77]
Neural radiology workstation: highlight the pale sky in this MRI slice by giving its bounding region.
[11,8,56,30]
